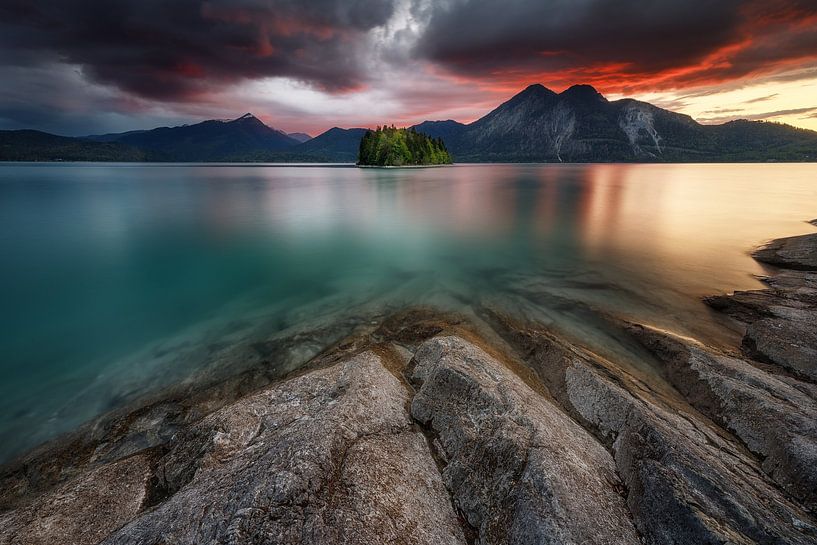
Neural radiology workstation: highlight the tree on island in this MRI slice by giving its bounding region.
[358,125,452,166]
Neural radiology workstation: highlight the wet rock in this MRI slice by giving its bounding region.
[1,348,465,545]
[410,335,640,545]
[3,302,816,545]
[705,268,817,381]
[628,323,817,511]
[0,453,153,545]
[101,350,465,545]
[752,232,817,271]
[743,316,817,381]
[481,309,817,545]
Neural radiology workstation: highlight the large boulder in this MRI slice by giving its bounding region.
[410,335,640,545]
[3,349,467,545]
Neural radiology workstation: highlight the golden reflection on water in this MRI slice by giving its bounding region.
[2,162,816,462]
[83,162,817,346]
[579,164,817,295]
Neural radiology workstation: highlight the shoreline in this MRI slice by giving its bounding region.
[356,163,453,169]
[1,225,816,544]
[4,160,817,165]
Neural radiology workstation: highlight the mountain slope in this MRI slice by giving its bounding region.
[287,132,312,143]
[293,127,368,162]
[90,114,300,161]
[439,84,817,162]
[0,130,149,161]
[411,120,467,141]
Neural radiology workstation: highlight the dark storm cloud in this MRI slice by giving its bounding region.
[0,0,398,99]
[413,0,817,91]
[414,1,742,74]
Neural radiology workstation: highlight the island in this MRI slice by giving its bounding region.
[357,125,452,166]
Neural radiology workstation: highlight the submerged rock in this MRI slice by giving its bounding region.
[2,227,817,545]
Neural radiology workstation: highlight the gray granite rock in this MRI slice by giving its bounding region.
[753,232,817,270]
[410,335,640,545]
[101,349,465,545]
[3,300,817,545]
[628,323,817,512]
[481,309,817,545]
[1,348,466,545]
[0,453,154,545]
[705,264,817,382]
[744,316,817,381]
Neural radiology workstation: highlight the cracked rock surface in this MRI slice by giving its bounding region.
[0,453,153,545]
[410,335,640,545]
[629,324,817,511]
[100,350,466,545]
[482,309,817,545]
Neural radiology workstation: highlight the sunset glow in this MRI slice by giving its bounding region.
[1,0,817,135]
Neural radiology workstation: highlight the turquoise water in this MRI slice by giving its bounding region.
[1,162,816,462]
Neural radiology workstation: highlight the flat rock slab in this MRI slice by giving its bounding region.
[410,335,640,545]
[753,232,817,270]
[104,350,465,545]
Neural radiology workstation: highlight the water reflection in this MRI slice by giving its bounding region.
[0,162,816,462]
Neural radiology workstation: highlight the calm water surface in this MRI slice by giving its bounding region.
[1,162,816,462]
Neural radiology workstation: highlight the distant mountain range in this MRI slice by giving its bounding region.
[2,85,816,162]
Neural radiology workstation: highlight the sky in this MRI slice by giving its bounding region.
[1,0,817,137]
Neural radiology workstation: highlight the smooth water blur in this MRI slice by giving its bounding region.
[1,162,816,462]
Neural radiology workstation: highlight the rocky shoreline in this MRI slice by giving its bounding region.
[2,226,817,544]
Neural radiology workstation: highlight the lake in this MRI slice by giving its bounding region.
[1,162,816,463]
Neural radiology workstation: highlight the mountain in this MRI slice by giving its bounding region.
[287,132,312,143]
[293,127,368,162]
[0,130,149,161]
[83,129,150,142]
[1,90,816,162]
[410,120,467,141]
[420,84,817,162]
[86,113,300,161]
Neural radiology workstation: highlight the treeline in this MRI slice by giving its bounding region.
[358,125,452,166]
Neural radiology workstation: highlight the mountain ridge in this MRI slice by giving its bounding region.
[2,86,816,162]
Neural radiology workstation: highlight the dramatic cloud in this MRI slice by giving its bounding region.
[413,0,817,94]
[1,0,817,134]
[0,0,398,99]
[698,105,817,124]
